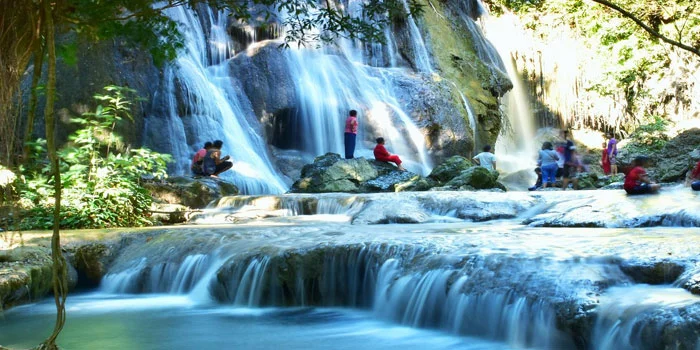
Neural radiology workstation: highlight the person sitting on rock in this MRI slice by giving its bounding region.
[191,141,212,176]
[202,140,233,177]
[690,160,700,191]
[624,156,660,195]
[373,137,406,171]
[528,167,543,191]
[472,145,496,171]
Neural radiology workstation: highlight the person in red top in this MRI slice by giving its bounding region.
[373,137,406,171]
[191,141,212,175]
[344,110,359,159]
[600,141,611,175]
[690,160,700,191]
[624,156,660,195]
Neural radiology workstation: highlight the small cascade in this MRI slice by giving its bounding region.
[102,241,576,348]
[373,261,569,348]
[592,285,700,350]
[398,0,433,73]
[100,253,222,300]
[147,7,287,194]
[454,86,479,145]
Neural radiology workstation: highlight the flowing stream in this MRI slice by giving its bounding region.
[2,190,699,349]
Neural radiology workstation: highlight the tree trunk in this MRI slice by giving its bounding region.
[23,43,45,163]
[38,0,68,349]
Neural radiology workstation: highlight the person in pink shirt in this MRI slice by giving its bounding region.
[191,141,212,176]
[373,137,406,171]
[344,110,359,159]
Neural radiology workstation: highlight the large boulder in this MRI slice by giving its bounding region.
[429,155,472,183]
[143,176,239,209]
[653,129,700,182]
[444,166,498,189]
[292,153,421,193]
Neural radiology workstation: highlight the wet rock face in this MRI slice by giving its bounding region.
[143,176,239,209]
[378,70,474,162]
[229,42,297,137]
[619,260,686,285]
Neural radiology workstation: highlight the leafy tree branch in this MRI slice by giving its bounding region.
[589,0,700,57]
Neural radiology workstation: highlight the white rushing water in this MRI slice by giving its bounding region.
[476,3,538,176]
[146,3,438,187]
[147,7,287,194]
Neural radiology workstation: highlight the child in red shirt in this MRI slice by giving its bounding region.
[624,156,660,195]
[373,137,406,171]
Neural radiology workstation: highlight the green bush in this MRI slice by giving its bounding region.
[17,86,172,230]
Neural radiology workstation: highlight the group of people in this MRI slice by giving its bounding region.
[190,140,233,177]
[532,130,582,190]
[528,129,700,195]
[344,109,407,171]
[191,113,700,195]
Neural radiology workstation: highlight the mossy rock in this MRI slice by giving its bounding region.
[143,176,239,208]
[444,166,497,189]
[0,247,54,311]
[429,155,472,183]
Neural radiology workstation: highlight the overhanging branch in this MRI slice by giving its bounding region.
[589,0,700,58]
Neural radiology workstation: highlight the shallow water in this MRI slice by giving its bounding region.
[0,294,513,350]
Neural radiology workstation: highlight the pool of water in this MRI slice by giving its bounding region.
[0,294,514,350]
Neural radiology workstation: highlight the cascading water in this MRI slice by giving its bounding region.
[146,7,287,194]
[476,3,539,176]
[398,0,433,74]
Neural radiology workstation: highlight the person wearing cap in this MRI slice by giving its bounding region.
[624,156,660,195]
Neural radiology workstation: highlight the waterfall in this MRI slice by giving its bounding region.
[399,0,433,73]
[144,3,437,187]
[145,7,287,194]
[284,47,433,175]
[477,5,538,175]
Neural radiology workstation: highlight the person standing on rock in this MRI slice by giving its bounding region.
[472,145,496,171]
[538,141,559,188]
[344,109,359,159]
[202,140,233,177]
[601,141,611,175]
[191,141,213,176]
[560,130,579,190]
[374,137,406,171]
[624,156,660,195]
[607,133,618,176]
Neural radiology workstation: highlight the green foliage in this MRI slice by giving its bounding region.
[624,115,670,155]
[16,87,172,230]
